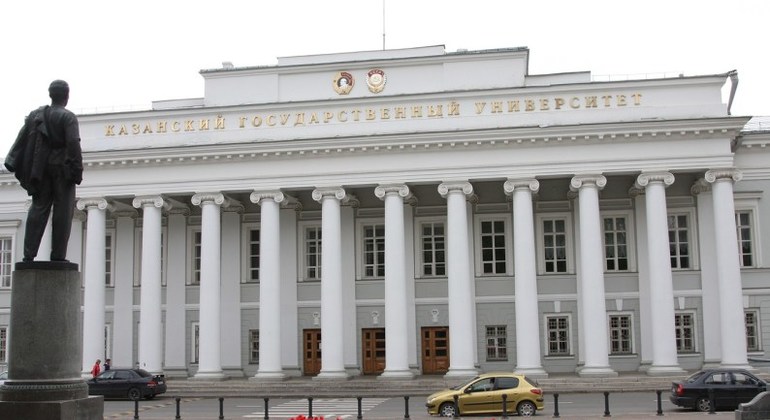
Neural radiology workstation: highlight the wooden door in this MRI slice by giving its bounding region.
[421,326,449,374]
[303,329,322,375]
[362,328,386,374]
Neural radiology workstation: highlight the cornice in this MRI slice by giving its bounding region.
[80,118,748,170]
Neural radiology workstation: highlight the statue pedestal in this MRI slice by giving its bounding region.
[0,262,103,419]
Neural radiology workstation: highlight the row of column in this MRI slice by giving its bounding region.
[76,169,749,378]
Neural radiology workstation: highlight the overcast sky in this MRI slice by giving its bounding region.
[1,0,767,156]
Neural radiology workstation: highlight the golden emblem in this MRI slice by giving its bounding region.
[366,69,386,93]
[333,71,354,95]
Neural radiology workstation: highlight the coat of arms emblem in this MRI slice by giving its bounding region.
[366,69,386,93]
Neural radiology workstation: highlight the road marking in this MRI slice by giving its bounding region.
[244,397,389,419]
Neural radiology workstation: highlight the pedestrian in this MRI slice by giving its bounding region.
[104,358,111,371]
[91,359,101,378]
[3,79,83,262]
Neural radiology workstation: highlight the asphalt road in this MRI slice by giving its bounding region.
[103,391,739,419]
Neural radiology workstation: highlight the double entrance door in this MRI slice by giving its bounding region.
[301,326,449,375]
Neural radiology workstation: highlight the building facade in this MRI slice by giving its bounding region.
[1,46,769,379]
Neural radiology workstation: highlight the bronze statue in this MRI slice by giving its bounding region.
[4,80,83,262]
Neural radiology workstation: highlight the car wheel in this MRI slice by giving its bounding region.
[127,387,142,401]
[517,400,537,417]
[438,402,457,417]
[695,397,712,412]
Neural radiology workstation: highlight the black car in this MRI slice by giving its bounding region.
[670,368,766,411]
[88,368,167,400]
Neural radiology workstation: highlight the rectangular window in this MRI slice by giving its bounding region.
[305,226,322,280]
[546,316,570,356]
[421,222,446,276]
[746,310,760,352]
[1,237,12,288]
[609,314,633,354]
[485,325,507,361]
[480,220,507,274]
[104,324,112,360]
[248,228,260,282]
[603,216,628,271]
[193,231,202,285]
[736,211,754,267]
[668,214,690,269]
[105,234,113,286]
[362,224,385,278]
[674,313,695,353]
[191,322,199,364]
[0,326,6,363]
[249,329,259,364]
[542,219,567,273]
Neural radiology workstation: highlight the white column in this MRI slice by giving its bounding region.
[570,175,615,377]
[133,196,166,374]
[112,210,137,369]
[438,181,478,378]
[504,178,547,378]
[691,180,722,366]
[705,169,750,368]
[636,172,685,375]
[191,192,228,380]
[375,184,414,379]
[252,191,286,379]
[77,198,109,376]
[312,187,349,379]
[164,206,189,377]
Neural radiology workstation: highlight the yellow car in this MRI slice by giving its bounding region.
[426,372,544,417]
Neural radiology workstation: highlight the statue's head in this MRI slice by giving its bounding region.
[48,80,70,103]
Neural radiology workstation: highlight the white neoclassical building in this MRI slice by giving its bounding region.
[1,45,769,379]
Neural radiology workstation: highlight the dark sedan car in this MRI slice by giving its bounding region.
[670,368,766,411]
[88,368,167,400]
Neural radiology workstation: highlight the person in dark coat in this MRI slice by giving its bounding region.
[4,80,83,262]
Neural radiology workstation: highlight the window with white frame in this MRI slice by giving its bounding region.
[541,217,568,273]
[668,213,691,269]
[674,312,695,353]
[105,233,114,286]
[609,314,633,354]
[420,221,446,277]
[603,216,629,271]
[479,219,508,275]
[247,227,260,282]
[546,315,570,356]
[485,325,507,361]
[104,324,112,360]
[736,211,754,268]
[304,225,322,281]
[362,224,385,278]
[191,322,199,364]
[192,230,202,285]
[0,326,7,363]
[746,310,761,352]
[1,236,12,288]
[249,329,259,364]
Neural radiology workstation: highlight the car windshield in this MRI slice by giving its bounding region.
[450,376,481,390]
